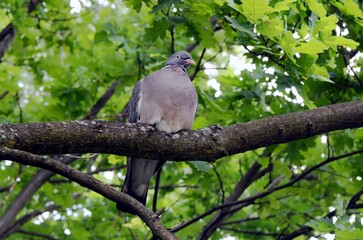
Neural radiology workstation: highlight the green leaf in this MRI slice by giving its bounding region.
[300,89,317,109]
[307,64,332,82]
[107,155,125,165]
[324,36,359,50]
[296,23,310,38]
[99,6,113,19]
[189,161,212,172]
[124,0,144,12]
[336,229,363,240]
[144,17,168,42]
[306,218,333,232]
[279,31,297,62]
[331,0,363,26]
[260,205,270,219]
[238,0,273,23]
[313,15,338,37]
[306,0,327,17]
[225,16,256,37]
[271,0,295,12]
[122,217,145,229]
[256,16,284,39]
[334,194,345,217]
[297,54,318,68]
[94,30,109,44]
[294,39,329,55]
[269,197,281,209]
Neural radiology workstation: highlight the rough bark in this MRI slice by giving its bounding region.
[0,101,362,161]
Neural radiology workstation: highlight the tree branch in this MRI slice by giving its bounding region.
[16,229,57,240]
[221,227,279,237]
[0,23,16,60]
[0,101,362,161]
[0,147,177,240]
[152,168,162,213]
[0,164,22,210]
[0,204,59,239]
[0,0,41,60]
[212,164,225,204]
[0,80,120,236]
[0,91,9,100]
[281,188,363,239]
[0,156,76,236]
[83,80,121,120]
[197,162,263,239]
[171,148,363,233]
[190,48,206,81]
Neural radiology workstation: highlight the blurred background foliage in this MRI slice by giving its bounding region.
[0,0,363,239]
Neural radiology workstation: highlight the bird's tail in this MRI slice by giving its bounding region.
[117,157,165,214]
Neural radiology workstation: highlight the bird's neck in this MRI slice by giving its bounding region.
[164,64,187,73]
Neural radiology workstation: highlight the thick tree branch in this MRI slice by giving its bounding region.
[0,101,362,161]
[0,147,177,240]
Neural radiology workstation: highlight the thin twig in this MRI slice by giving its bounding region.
[15,91,23,123]
[0,91,9,100]
[17,229,58,240]
[212,164,225,204]
[152,167,162,212]
[221,227,279,237]
[190,48,206,81]
[0,164,23,210]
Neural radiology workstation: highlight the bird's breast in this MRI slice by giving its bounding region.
[139,68,197,133]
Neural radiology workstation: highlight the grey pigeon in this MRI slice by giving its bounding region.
[117,51,198,214]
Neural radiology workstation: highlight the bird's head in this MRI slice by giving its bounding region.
[166,51,195,69]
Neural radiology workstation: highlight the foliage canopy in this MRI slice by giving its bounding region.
[1,0,363,239]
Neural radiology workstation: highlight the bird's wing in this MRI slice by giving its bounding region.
[128,79,143,123]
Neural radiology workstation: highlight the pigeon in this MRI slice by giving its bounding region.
[117,51,198,214]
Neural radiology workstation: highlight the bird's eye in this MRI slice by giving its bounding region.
[176,55,180,58]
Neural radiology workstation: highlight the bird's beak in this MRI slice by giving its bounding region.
[186,59,196,65]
